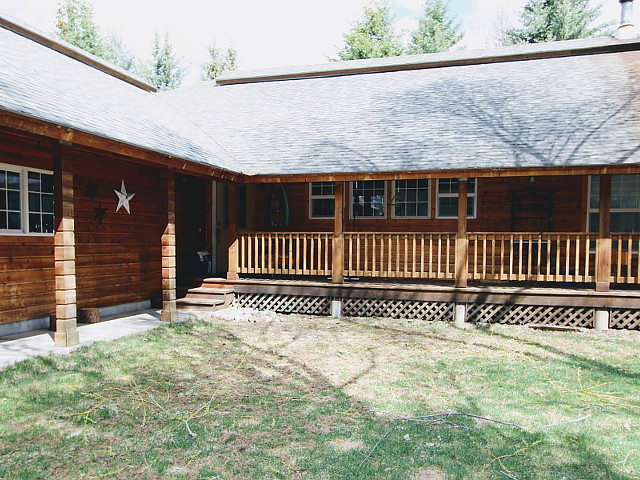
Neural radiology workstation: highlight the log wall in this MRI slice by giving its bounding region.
[0,130,56,323]
[73,146,165,309]
[251,176,586,233]
[0,126,167,324]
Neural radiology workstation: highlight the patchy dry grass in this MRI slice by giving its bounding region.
[1,313,639,479]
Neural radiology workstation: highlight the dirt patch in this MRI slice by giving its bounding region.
[411,466,448,480]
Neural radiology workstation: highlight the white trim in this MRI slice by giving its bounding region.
[435,178,477,219]
[349,180,387,219]
[391,179,430,219]
[309,181,335,219]
[0,162,54,236]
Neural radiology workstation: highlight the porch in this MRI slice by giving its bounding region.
[235,231,640,287]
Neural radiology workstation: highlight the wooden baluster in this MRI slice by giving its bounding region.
[565,236,571,281]
[429,235,434,279]
[575,235,581,281]
[437,235,442,278]
[616,236,622,282]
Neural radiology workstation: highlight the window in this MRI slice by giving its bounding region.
[0,164,54,235]
[393,179,429,218]
[588,174,640,232]
[352,180,385,218]
[309,181,335,218]
[436,178,476,219]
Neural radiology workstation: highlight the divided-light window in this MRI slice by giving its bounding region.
[352,180,385,218]
[393,179,429,218]
[309,181,335,218]
[436,178,476,219]
[588,174,640,232]
[0,164,54,235]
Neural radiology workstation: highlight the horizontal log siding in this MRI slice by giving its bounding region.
[0,128,56,323]
[73,147,164,309]
[251,176,585,234]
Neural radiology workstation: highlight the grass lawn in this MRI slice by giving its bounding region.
[1,312,639,479]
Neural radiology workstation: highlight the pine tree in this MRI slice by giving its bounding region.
[55,0,136,72]
[408,0,463,54]
[202,43,238,80]
[142,33,185,91]
[504,0,611,45]
[335,0,403,61]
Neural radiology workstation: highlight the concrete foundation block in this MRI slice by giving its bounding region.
[594,309,609,331]
[454,303,467,328]
[331,299,343,318]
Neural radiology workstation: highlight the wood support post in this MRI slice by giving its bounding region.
[596,174,611,292]
[161,171,177,322]
[332,181,345,284]
[227,183,239,280]
[54,143,79,347]
[455,178,468,288]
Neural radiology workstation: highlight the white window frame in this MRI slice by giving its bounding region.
[391,179,430,219]
[309,181,335,219]
[587,174,640,233]
[0,162,54,236]
[350,180,387,219]
[436,178,477,219]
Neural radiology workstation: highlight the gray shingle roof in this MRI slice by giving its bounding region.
[164,44,640,176]
[2,14,640,178]
[0,19,239,172]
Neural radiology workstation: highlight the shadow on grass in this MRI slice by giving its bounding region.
[0,320,636,479]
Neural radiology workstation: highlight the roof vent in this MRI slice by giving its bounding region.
[616,0,636,39]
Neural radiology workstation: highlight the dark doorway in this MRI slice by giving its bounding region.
[175,174,209,285]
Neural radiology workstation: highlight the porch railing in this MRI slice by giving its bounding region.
[611,234,640,284]
[467,233,598,283]
[344,232,455,279]
[238,232,332,276]
[236,231,640,285]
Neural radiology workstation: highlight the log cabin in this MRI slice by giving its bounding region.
[2,5,640,345]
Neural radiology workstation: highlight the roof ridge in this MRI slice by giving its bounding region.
[0,14,156,92]
[217,36,640,86]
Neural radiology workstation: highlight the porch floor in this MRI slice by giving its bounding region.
[184,276,640,309]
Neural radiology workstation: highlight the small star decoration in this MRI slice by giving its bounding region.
[93,202,107,224]
[114,180,135,214]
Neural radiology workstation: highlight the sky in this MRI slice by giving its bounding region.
[0,0,635,84]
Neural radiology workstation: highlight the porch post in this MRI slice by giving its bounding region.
[596,174,611,292]
[54,142,79,347]
[227,182,239,280]
[161,170,177,322]
[455,178,468,288]
[332,181,344,284]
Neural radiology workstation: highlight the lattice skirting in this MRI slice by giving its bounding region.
[235,293,640,330]
[236,293,331,315]
[342,298,453,321]
[610,309,640,329]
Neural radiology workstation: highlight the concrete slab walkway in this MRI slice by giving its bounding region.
[0,309,213,371]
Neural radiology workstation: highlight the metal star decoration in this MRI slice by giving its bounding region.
[114,180,135,214]
[93,202,107,224]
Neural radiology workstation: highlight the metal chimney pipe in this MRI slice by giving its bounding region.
[616,0,636,39]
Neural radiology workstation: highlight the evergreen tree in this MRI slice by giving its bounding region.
[55,0,136,72]
[503,0,611,45]
[408,0,462,54]
[142,33,185,91]
[202,43,238,80]
[55,0,103,56]
[335,0,403,60]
